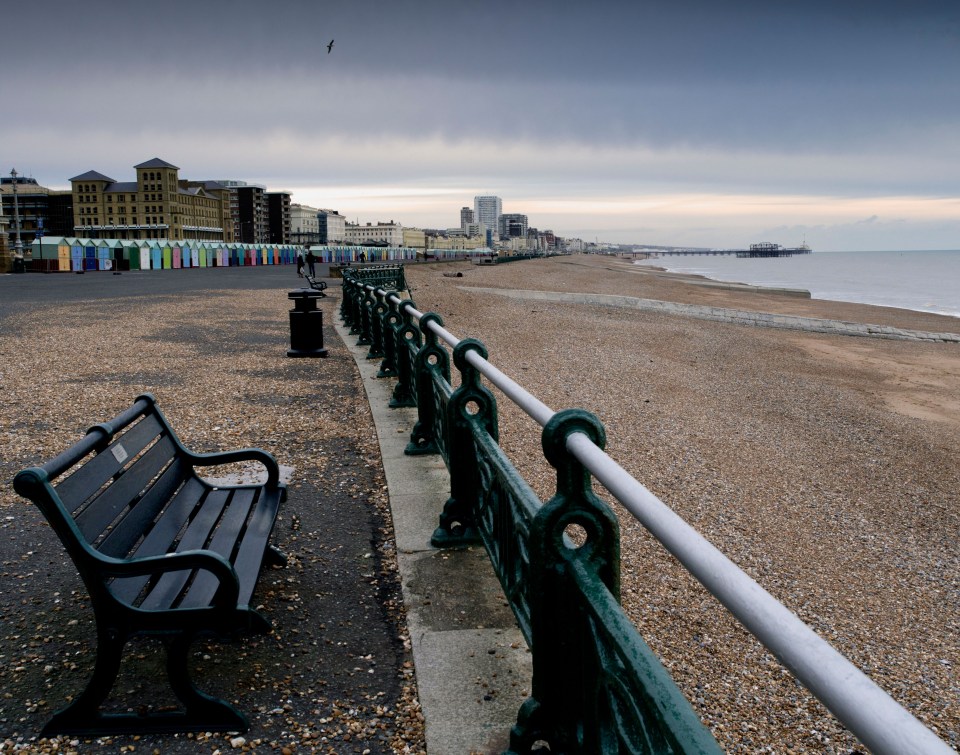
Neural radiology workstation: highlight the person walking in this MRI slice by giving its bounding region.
[296,250,305,277]
[305,249,316,277]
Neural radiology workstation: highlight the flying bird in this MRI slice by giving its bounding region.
[327,39,334,54]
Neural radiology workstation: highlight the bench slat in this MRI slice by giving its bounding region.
[180,488,256,608]
[56,414,166,512]
[98,458,188,559]
[108,477,207,605]
[75,435,177,544]
[139,489,230,610]
[233,488,283,606]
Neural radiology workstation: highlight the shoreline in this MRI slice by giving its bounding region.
[629,253,960,320]
[403,254,960,752]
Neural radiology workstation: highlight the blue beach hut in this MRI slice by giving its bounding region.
[148,241,161,269]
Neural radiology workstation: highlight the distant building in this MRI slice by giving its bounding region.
[403,228,426,249]
[317,209,346,244]
[460,206,474,230]
[1,175,73,246]
[345,220,404,247]
[266,191,292,244]
[235,185,268,243]
[69,158,225,241]
[209,179,251,241]
[290,203,321,245]
[473,195,501,240]
[426,233,487,251]
[498,213,528,239]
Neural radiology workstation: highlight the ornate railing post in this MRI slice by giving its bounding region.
[508,409,721,754]
[357,286,375,346]
[389,300,420,408]
[430,338,495,547]
[339,276,354,325]
[349,280,365,335]
[367,288,388,361]
[404,313,449,456]
[377,293,402,379]
[509,409,619,753]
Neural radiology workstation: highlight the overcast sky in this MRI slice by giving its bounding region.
[4,0,959,250]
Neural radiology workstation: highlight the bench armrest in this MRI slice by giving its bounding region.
[100,549,240,608]
[186,447,282,489]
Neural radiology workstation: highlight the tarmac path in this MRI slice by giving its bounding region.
[0,266,426,754]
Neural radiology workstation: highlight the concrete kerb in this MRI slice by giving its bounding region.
[333,313,532,755]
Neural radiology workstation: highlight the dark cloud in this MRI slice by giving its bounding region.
[6,0,959,248]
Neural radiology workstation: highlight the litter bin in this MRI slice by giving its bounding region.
[287,289,328,358]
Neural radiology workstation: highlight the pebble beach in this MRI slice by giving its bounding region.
[401,254,960,753]
[1,255,958,753]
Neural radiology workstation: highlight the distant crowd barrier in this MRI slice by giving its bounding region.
[339,270,954,755]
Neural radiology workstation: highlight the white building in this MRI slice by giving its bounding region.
[344,220,404,247]
[290,203,320,245]
[317,209,346,244]
[473,195,501,240]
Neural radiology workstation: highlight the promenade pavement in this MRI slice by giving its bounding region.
[0,263,528,754]
[333,316,532,755]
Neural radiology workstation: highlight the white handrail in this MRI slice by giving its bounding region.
[372,285,952,754]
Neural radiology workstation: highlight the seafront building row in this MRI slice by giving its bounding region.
[3,159,585,266]
[24,236,489,272]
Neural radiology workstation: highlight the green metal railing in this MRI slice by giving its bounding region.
[339,271,954,755]
[341,273,722,753]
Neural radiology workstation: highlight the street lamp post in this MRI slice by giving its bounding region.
[10,169,25,273]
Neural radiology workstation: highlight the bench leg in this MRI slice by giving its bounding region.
[166,634,248,732]
[42,625,124,735]
[42,629,248,736]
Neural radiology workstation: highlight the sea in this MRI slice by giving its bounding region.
[632,249,960,319]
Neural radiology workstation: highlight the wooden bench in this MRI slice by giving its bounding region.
[13,393,288,736]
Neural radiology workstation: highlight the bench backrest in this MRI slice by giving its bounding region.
[14,394,189,566]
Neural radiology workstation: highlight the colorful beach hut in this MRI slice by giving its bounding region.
[56,237,71,271]
[148,241,161,270]
[123,241,140,270]
[137,241,150,270]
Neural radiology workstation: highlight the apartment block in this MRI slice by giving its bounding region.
[473,195,501,239]
[317,209,346,244]
[1,176,73,246]
[266,191,292,244]
[70,158,226,241]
